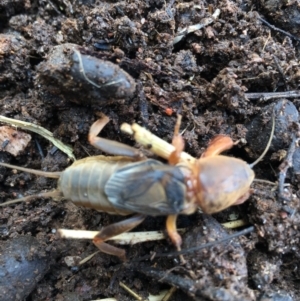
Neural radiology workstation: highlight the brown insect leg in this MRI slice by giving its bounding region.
[88,116,145,159]
[201,135,235,158]
[169,115,185,165]
[93,242,127,261]
[166,214,186,263]
[93,214,146,260]
[166,214,182,249]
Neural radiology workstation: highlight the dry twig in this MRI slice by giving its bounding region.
[258,16,300,42]
[245,90,300,102]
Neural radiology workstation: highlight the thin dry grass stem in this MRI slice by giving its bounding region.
[161,287,177,301]
[58,229,185,244]
[221,219,248,229]
[0,115,75,160]
[79,251,100,266]
[119,282,145,301]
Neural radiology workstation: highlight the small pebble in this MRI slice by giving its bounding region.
[0,236,49,301]
[246,99,299,158]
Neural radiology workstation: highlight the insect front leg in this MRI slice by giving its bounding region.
[89,115,145,160]
[93,214,146,260]
[201,135,235,158]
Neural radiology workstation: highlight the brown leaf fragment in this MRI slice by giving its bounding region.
[0,126,31,156]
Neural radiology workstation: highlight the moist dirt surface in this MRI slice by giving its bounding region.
[1,0,300,300]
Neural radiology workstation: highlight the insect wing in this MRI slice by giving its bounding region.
[105,160,187,216]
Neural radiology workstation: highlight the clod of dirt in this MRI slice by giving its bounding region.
[137,214,255,301]
[0,236,50,301]
[139,265,249,301]
[180,214,254,300]
[0,34,31,97]
[258,291,293,301]
[0,0,25,19]
[36,43,136,104]
[249,183,300,255]
[174,50,198,75]
[291,148,300,187]
[246,100,299,158]
[55,292,82,301]
[258,0,300,38]
[64,256,81,267]
[0,126,31,156]
[137,215,255,301]
[247,249,281,290]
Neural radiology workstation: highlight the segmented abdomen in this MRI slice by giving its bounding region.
[58,156,133,215]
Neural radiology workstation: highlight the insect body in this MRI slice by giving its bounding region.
[0,114,274,260]
[58,156,191,216]
[0,116,195,259]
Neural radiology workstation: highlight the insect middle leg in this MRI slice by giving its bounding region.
[93,214,146,260]
[168,115,235,160]
[169,115,185,165]
[89,115,145,160]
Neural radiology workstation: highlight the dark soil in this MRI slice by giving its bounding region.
[1,0,300,300]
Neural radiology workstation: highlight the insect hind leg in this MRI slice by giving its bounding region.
[93,214,146,261]
[89,115,145,160]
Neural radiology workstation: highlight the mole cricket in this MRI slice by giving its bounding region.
[0,114,274,260]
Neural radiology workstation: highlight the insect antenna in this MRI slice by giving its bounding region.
[0,162,63,206]
[0,189,63,207]
[249,112,275,168]
[0,162,61,178]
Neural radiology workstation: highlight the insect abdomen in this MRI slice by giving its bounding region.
[58,156,133,215]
